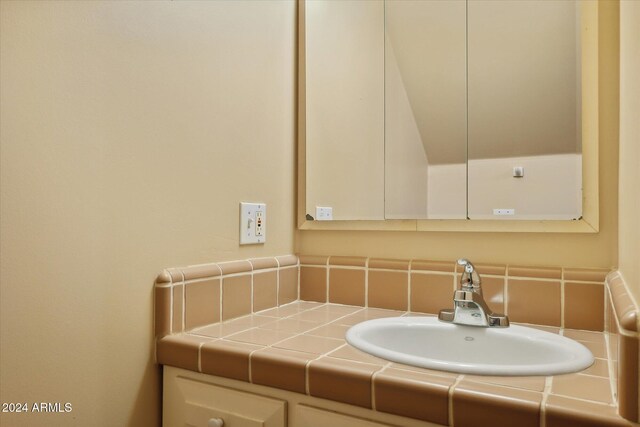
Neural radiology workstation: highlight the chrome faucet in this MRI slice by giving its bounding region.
[438,259,509,327]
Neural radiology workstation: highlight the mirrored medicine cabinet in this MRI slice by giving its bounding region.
[298,0,599,233]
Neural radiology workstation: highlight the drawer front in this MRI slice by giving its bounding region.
[292,404,394,427]
[166,374,286,427]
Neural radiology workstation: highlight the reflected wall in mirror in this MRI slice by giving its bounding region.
[385,0,467,219]
[304,0,385,221]
[467,0,582,219]
[304,0,583,222]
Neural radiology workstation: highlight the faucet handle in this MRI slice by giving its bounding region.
[457,258,481,291]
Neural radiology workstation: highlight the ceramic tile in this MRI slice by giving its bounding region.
[308,357,381,408]
[335,308,405,326]
[328,268,365,306]
[480,276,506,314]
[300,266,327,302]
[185,278,221,330]
[410,273,454,315]
[579,339,607,359]
[545,395,633,427]
[473,263,507,276]
[581,358,609,377]
[275,254,298,267]
[287,308,349,323]
[157,334,213,371]
[250,347,314,393]
[508,265,562,279]
[252,271,277,312]
[618,334,639,421]
[453,380,541,427]
[258,318,322,334]
[155,286,171,337]
[299,255,328,265]
[222,274,251,321]
[507,279,561,326]
[551,374,612,403]
[464,375,546,392]
[273,334,343,354]
[172,284,184,333]
[306,323,351,340]
[257,301,309,318]
[375,368,453,424]
[563,329,606,343]
[388,363,458,379]
[218,260,252,275]
[181,264,221,281]
[564,282,604,331]
[278,266,298,305]
[411,260,456,273]
[308,304,361,316]
[369,258,410,270]
[200,340,262,381]
[328,256,367,267]
[326,344,387,365]
[368,270,408,311]
[248,257,278,271]
[564,268,610,283]
[225,327,296,346]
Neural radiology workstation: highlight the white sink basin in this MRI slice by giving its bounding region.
[346,316,594,376]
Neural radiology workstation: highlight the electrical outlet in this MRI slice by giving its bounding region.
[315,206,333,221]
[240,202,266,244]
[493,208,515,216]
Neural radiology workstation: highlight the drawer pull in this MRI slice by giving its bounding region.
[208,418,224,427]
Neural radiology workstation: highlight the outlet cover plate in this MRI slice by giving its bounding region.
[240,202,266,245]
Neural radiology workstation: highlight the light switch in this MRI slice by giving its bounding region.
[240,202,266,245]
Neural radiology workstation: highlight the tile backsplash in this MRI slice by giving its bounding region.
[155,255,298,338]
[299,255,609,331]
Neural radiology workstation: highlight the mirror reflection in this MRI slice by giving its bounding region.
[305,0,583,221]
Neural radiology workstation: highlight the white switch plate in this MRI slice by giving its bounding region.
[493,208,515,216]
[240,202,266,245]
[315,206,333,221]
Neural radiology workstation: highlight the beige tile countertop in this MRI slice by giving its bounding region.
[157,301,634,427]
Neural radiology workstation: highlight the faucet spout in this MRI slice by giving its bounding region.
[438,259,509,328]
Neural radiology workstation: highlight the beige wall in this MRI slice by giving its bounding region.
[0,1,296,426]
[618,0,640,304]
[297,1,619,270]
[304,0,384,220]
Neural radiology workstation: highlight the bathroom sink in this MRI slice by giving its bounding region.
[346,316,594,376]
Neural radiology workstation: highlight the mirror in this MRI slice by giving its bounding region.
[303,0,584,223]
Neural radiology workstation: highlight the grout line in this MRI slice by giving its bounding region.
[540,376,553,427]
[168,284,174,335]
[218,277,223,324]
[250,272,254,314]
[197,341,207,373]
[449,374,464,427]
[181,270,186,333]
[560,268,566,329]
[275,257,281,307]
[407,261,413,312]
[503,275,509,316]
[370,361,393,411]
[365,258,370,308]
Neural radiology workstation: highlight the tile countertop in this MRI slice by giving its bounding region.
[157,301,634,427]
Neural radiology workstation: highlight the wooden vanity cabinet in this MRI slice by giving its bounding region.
[163,366,441,427]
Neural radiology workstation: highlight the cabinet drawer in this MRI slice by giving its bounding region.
[293,404,394,427]
[165,375,286,427]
